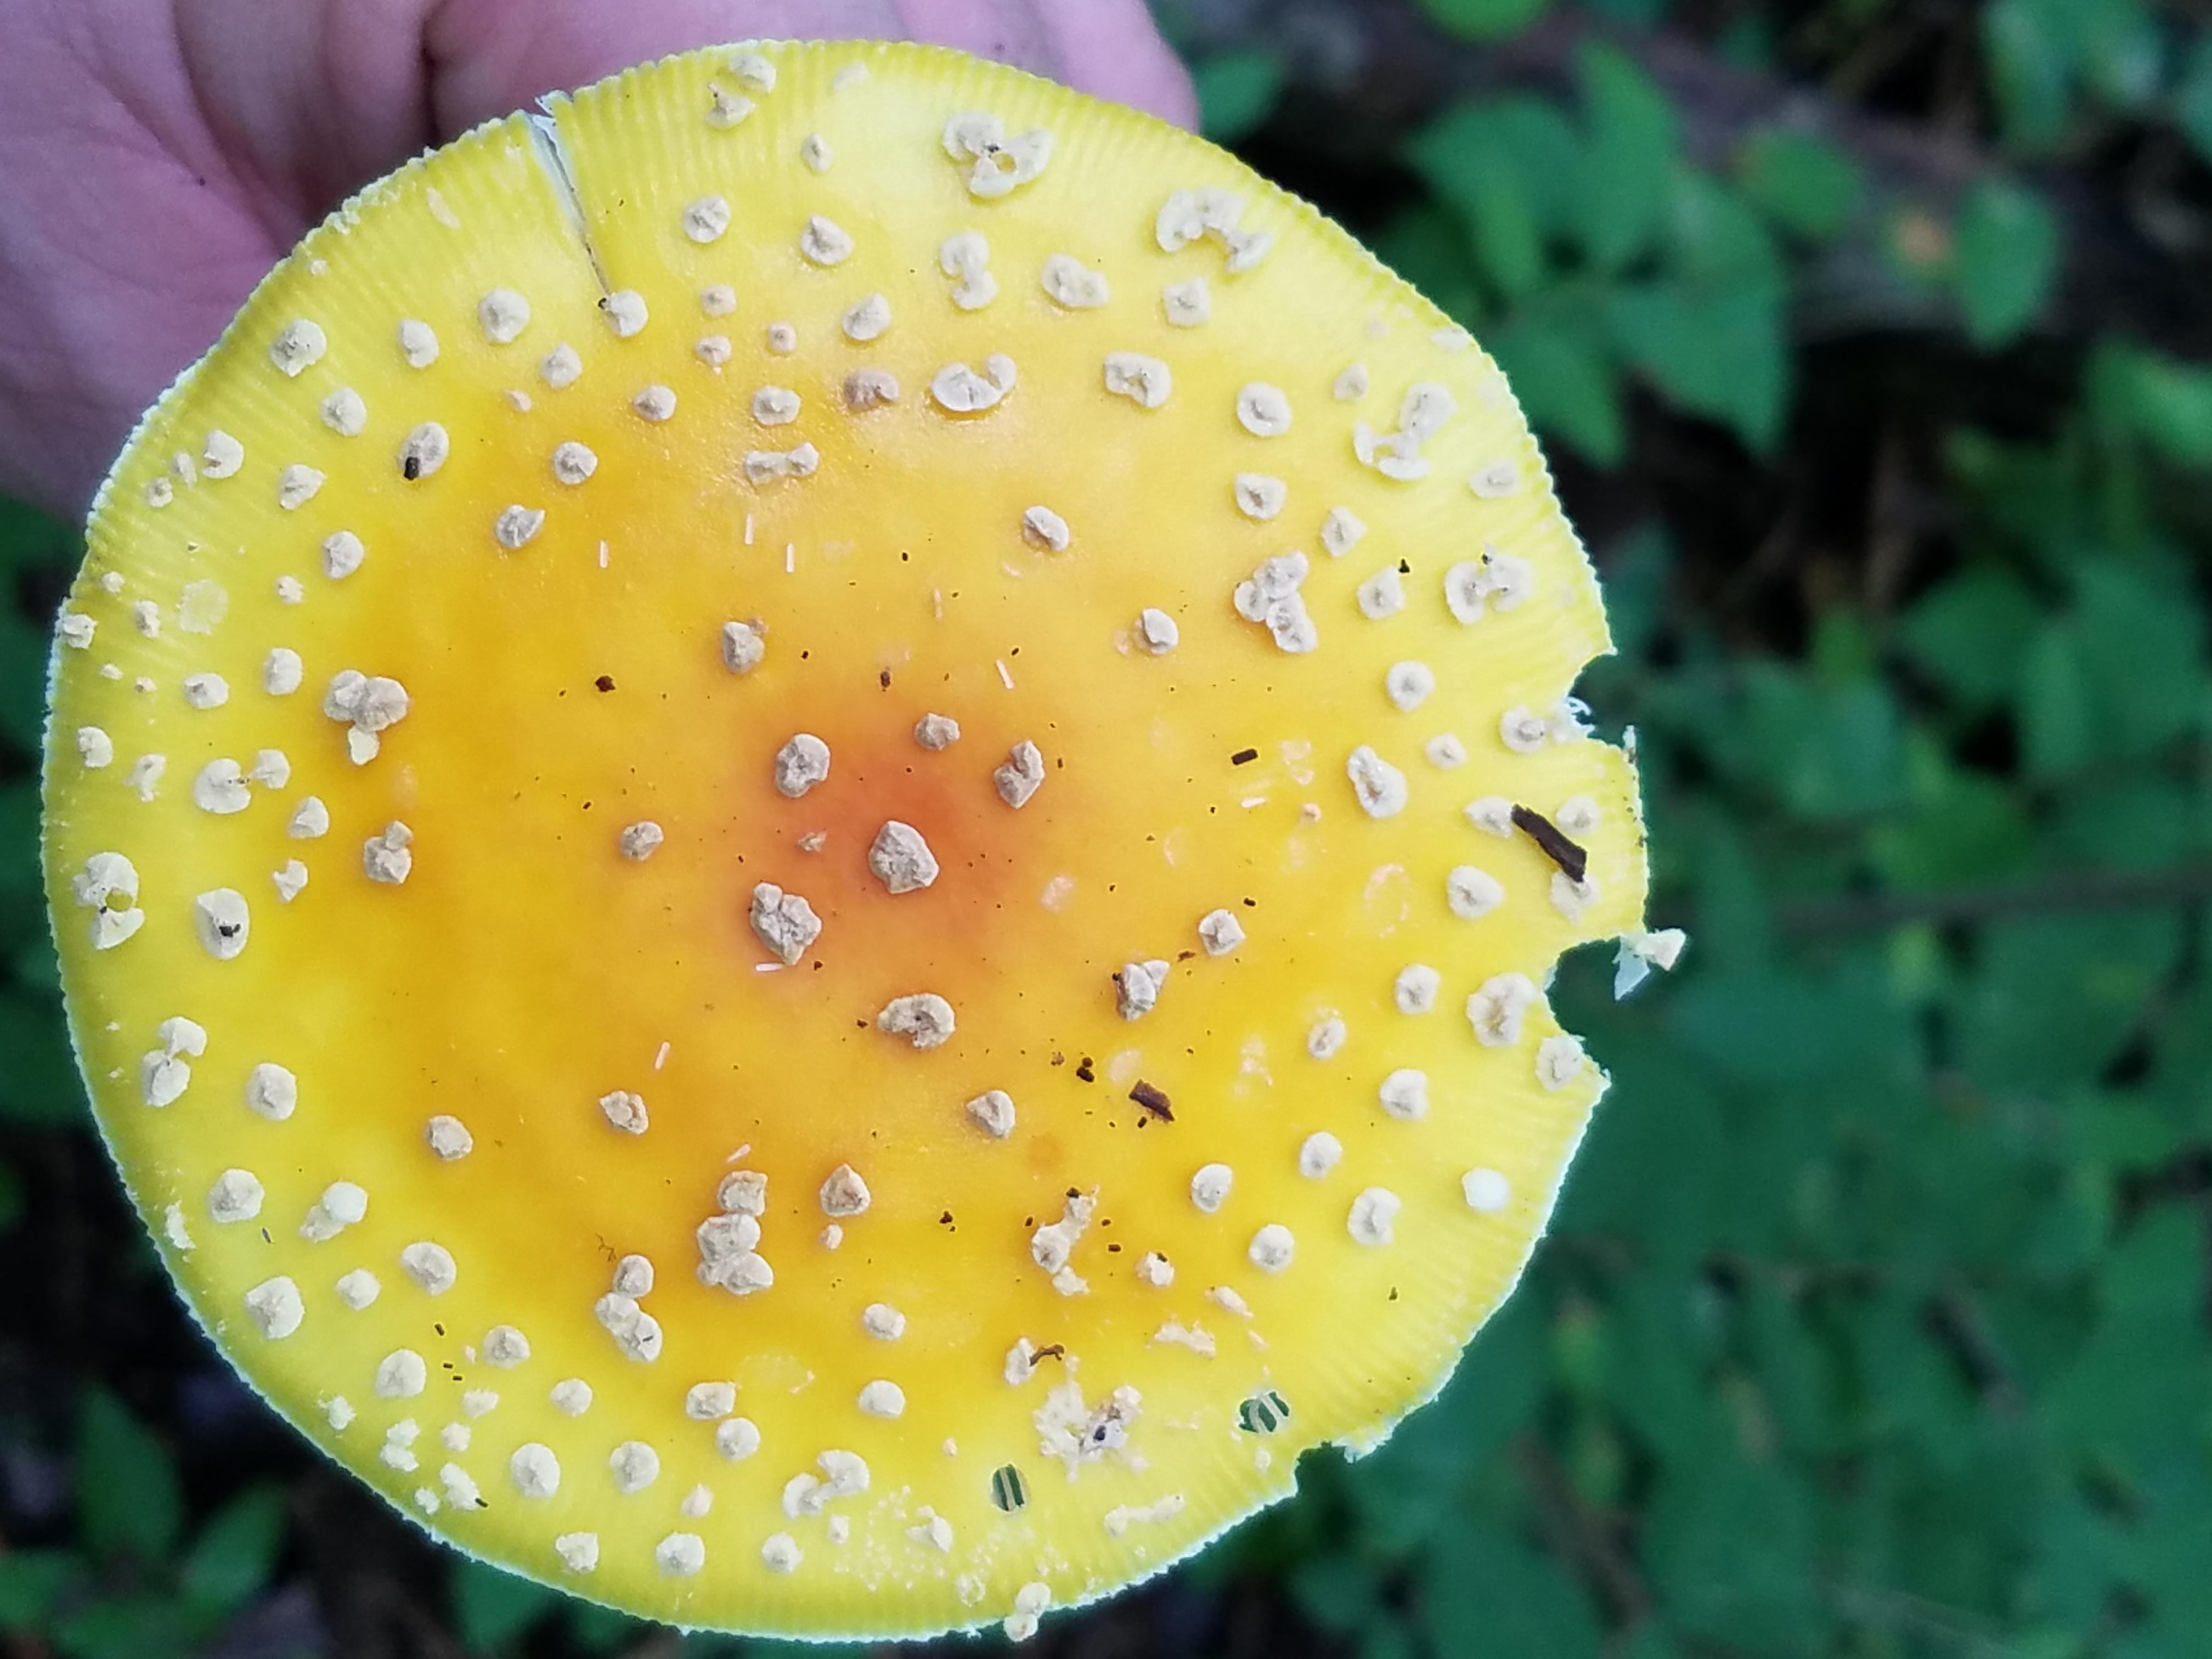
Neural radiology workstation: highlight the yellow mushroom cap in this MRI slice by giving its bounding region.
[40,40,1652,1642]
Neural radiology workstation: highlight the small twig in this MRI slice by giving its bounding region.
[1510,1434,1652,1626]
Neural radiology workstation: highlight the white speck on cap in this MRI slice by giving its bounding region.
[686,1381,737,1420]
[599,1090,648,1135]
[276,465,324,511]
[938,231,998,309]
[1234,473,1286,521]
[802,132,834,171]
[396,320,438,365]
[682,195,731,244]
[1236,383,1292,436]
[1022,504,1071,551]
[1248,1223,1295,1272]
[966,1088,1016,1138]
[478,288,530,343]
[820,1163,872,1218]
[914,713,960,750]
[282,797,328,841]
[1232,552,1317,653]
[245,1063,297,1120]
[244,1276,304,1339]
[772,733,831,798]
[761,1533,802,1572]
[362,822,413,885]
[1115,958,1169,1020]
[929,354,1018,412]
[375,1349,427,1398]
[1385,662,1435,711]
[551,1379,593,1415]
[610,1440,661,1493]
[656,1532,705,1576]
[868,821,939,894]
[800,215,855,264]
[551,442,597,486]
[1466,973,1539,1047]
[1190,1164,1233,1213]
[335,1269,380,1310]
[555,1533,599,1573]
[1322,507,1368,560]
[632,384,676,421]
[877,993,955,1048]
[509,1443,560,1499]
[1347,1188,1401,1246]
[319,387,366,436]
[1103,352,1172,409]
[1394,964,1441,1014]
[1136,607,1180,654]
[192,888,251,959]
[1537,1033,1588,1090]
[1345,746,1408,818]
[1446,866,1505,919]
[399,1242,458,1294]
[1041,254,1110,308]
[269,319,326,377]
[841,292,892,341]
[1198,908,1245,956]
[749,882,823,964]
[1307,1015,1347,1059]
[1463,1167,1513,1213]
[1298,1132,1341,1178]
[493,504,545,550]
[943,111,1053,198]
[994,741,1045,809]
[857,1379,905,1418]
[844,368,900,409]
[1163,278,1211,326]
[1378,1069,1429,1120]
[715,1417,761,1460]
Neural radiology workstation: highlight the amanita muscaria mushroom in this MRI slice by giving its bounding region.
[38,40,1669,1640]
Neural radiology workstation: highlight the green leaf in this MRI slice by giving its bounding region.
[2069,562,2205,758]
[1575,43,1677,270]
[1417,1516,1603,1654]
[178,1486,287,1618]
[75,1389,183,1564]
[1607,279,1788,451]
[1405,99,1582,301]
[1954,178,2060,347]
[1414,0,1553,43]
[1983,0,2079,149]
[1736,129,1864,242]
[2178,33,2212,169]
[1491,314,1624,466]
[0,991,81,1125]
[1644,1452,1821,1652]
[1896,563,2046,710]
[1192,49,1283,145]
[449,1556,561,1651]
[0,1549,83,1632]
[50,1594,194,1659]
[1371,205,1485,330]
[0,608,48,758]
[2101,342,2212,466]
[2017,620,2090,780]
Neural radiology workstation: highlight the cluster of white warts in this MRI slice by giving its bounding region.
[75,55,1673,1630]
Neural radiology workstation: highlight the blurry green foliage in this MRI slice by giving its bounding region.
[8,5,2212,1657]
[1192,47,1284,144]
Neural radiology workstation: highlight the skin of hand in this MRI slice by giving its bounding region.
[0,0,1196,519]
